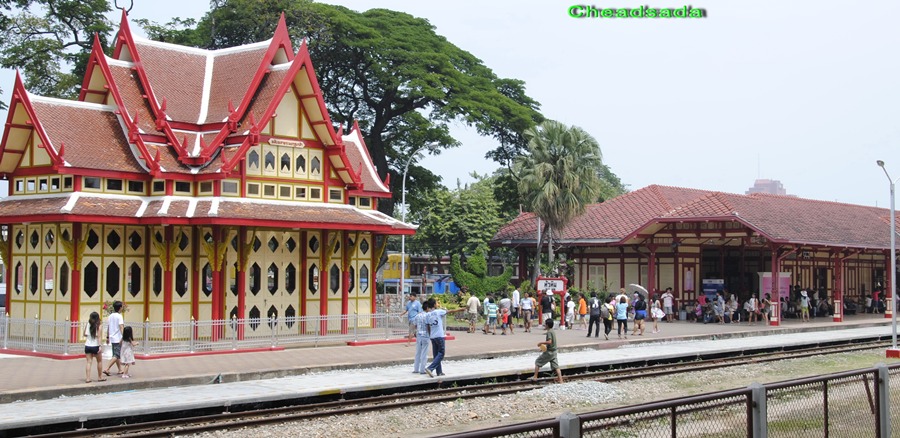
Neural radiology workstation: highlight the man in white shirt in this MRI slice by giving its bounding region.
[103,301,125,376]
[465,292,480,333]
[511,287,521,326]
[661,287,675,322]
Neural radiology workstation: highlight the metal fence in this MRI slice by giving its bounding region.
[438,364,900,438]
[0,313,411,356]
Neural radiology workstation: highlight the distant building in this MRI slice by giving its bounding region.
[746,179,787,196]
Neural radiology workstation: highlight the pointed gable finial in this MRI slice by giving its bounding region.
[226,99,238,132]
[155,98,167,131]
[128,110,140,143]
[275,12,289,39]
[247,113,260,145]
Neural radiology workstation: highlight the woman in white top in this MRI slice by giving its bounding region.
[747,293,759,326]
[84,311,105,383]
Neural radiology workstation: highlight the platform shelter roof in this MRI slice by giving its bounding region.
[491,185,900,251]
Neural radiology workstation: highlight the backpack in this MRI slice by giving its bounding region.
[600,303,611,319]
[589,298,600,316]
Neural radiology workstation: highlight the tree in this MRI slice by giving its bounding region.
[0,0,113,108]
[410,173,505,260]
[516,120,604,281]
[137,1,543,215]
[449,246,511,298]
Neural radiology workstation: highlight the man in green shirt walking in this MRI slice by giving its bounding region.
[531,319,564,383]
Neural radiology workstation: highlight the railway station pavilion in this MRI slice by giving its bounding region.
[0,14,414,338]
[491,184,899,324]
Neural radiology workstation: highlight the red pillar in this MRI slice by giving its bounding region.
[833,256,844,322]
[320,230,329,335]
[619,247,625,288]
[648,245,657,296]
[68,224,83,343]
[341,232,350,334]
[237,227,247,340]
[190,226,200,323]
[769,247,781,326]
[163,226,174,340]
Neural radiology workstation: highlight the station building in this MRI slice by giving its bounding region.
[0,14,414,335]
[491,185,899,323]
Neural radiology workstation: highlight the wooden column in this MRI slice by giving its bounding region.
[236,227,250,340]
[648,245,657,296]
[64,224,85,342]
[163,226,174,340]
[833,254,844,323]
[340,231,351,334]
[769,246,781,327]
[320,230,330,335]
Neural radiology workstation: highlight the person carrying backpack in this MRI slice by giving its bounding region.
[602,296,616,340]
[587,292,601,338]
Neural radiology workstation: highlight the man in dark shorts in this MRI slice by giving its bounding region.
[531,319,563,383]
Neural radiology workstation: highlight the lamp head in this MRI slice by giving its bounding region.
[878,160,886,168]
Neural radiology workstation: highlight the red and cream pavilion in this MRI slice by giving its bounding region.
[492,185,900,324]
[0,13,413,335]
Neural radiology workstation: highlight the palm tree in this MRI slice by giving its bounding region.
[516,120,603,281]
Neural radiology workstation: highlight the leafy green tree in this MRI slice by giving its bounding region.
[449,246,511,298]
[516,120,604,280]
[137,0,542,215]
[0,0,113,108]
[410,173,504,260]
[596,162,628,202]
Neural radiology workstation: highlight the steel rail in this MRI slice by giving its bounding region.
[25,339,891,438]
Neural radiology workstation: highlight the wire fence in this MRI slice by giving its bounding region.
[0,313,412,356]
[438,364,900,438]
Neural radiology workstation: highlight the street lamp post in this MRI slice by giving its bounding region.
[877,160,899,356]
[399,146,427,303]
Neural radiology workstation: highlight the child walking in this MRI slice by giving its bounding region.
[530,319,563,383]
[120,326,139,378]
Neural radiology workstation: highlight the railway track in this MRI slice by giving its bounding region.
[22,339,892,437]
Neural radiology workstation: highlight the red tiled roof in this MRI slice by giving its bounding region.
[0,195,414,234]
[342,127,390,196]
[205,47,269,125]
[194,200,411,230]
[243,68,289,127]
[30,99,146,174]
[494,185,714,243]
[107,63,162,135]
[132,41,206,123]
[492,185,900,250]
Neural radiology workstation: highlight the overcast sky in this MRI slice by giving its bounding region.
[2,0,898,208]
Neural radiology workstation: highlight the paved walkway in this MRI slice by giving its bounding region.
[0,315,896,432]
[0,314,891,403]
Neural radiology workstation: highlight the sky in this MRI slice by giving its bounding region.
[1,0,899,208]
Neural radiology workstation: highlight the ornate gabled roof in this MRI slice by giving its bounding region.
[341,121,391,197]
[492,185,900,250]
[2,12,371,187]
[28,95,145,174]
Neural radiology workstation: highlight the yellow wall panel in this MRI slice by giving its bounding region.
[273,89,300,138]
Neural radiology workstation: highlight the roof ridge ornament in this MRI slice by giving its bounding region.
[155,98,168,131]
[227,99,238,132]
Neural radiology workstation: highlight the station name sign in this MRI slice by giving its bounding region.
[269,138,305,148]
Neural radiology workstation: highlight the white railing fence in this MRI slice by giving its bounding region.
[0,313,414,356]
